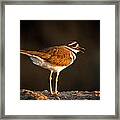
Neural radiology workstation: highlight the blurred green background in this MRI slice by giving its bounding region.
[20,20,100,91]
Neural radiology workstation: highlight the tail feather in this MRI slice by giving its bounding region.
[20,50,32,57]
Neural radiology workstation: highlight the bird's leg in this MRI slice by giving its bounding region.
[55,72,60,94]
[49,71,53,95]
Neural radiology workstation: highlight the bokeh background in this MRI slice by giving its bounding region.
[20,20,100,91]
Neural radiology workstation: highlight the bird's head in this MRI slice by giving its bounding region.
[66,41,85,54]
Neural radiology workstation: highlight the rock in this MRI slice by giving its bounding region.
[20,89,48,100]
[20,89,100,100]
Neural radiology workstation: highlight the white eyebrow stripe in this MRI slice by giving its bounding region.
[68,41,77,46]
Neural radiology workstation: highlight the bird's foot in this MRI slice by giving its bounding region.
[51,91,60,96]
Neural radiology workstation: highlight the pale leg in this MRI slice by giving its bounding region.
[55,72,60,94]
[49,71,53,94]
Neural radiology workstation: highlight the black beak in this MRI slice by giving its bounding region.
[79,46,86,53]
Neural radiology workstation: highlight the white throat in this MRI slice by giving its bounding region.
[65,46,79,54]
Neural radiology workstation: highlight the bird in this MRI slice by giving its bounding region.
[20,41,85,95]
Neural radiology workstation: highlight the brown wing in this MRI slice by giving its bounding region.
[44,46,72,66]
[20,46,72,66]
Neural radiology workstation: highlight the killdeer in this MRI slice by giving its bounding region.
[20,41,85,95]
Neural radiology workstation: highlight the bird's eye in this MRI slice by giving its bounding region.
[72,43,79,48]
[72,44,76,47]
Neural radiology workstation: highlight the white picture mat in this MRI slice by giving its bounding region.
[5,5,115,115]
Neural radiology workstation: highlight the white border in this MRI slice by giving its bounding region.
[5,5,115,115]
